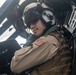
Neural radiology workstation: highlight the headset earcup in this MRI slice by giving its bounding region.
[41,10,55,25]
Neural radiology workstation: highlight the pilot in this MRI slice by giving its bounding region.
[10,2,72,75]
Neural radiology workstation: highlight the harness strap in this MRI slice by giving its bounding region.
[71,35,76,75]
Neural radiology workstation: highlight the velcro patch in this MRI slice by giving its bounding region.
[34,38,46,46]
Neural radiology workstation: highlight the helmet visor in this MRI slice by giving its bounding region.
[24,9,41,28]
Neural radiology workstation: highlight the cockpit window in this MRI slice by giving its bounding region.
[0,0,6,8]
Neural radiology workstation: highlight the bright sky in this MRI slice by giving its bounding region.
[0,0,6,7]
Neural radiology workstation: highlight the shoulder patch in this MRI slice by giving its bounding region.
[34,38,46,46]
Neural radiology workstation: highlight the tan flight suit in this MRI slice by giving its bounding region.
[31,33,72,75]
[11,32,72,75]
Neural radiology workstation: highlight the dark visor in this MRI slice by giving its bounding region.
[24,10,41,28]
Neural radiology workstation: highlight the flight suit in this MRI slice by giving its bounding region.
[31,33,72,75]
[11,29,72,75]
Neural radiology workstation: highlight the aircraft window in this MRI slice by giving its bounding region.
[0,25,16,42]
[25,28,34,34]
[15,35,26,48]
[0,18,8,28]
[0,0,6,7]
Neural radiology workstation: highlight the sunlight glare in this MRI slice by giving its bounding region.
[0,0,6,7]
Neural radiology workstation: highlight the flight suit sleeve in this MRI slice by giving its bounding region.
[10,35,60,73]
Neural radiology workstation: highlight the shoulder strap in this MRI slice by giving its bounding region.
[71,34,76,75]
